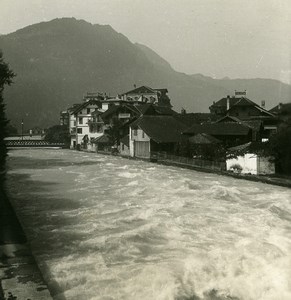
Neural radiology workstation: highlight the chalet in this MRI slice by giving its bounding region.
[210,91,274,120]
[129,115,187,159]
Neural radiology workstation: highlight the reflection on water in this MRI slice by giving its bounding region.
[6,149,291,300]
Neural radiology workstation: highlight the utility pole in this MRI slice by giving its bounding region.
[21,119,24,140]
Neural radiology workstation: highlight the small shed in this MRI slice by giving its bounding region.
[226,142,275,175]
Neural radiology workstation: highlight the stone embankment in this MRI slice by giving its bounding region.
[0,189,52,300]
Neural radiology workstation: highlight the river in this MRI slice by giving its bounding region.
[6,149,291,300]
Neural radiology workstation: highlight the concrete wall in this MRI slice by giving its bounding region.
[227,153,275,175]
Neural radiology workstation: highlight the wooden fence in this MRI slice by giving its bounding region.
[151,151,226,171]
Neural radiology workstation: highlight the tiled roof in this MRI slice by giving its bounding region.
[189,133,221,144]
[184,122,251,136]
[131,115,187,143]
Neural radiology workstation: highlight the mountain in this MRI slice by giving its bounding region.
[0,18,290,129]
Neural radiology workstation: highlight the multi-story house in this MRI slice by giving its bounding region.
[209,91,278,141]
[69,93,104,149]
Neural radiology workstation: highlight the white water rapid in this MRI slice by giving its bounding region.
[6,149,291,300]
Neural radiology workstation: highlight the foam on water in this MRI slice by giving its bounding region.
[6,149,291,300]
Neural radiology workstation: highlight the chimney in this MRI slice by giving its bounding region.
[226,95,230,111]
[278,102,283,110]
[261,100,265,109]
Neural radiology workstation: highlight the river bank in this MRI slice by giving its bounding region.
[92,149,291,189]
[0,188,52,300]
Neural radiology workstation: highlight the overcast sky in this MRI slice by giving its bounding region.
[1,0,290,84]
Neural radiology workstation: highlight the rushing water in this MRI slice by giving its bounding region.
[6,149,291,300]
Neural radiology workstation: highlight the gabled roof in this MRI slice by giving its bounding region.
[131,115,187,143]
[184,122,251,136]
[227,98,275,117]
[210,96,239,108]
[92,134,110,144]
[216,115,241,123]
[71,99,101,115]
[101,104,140,120]
[215,115,263,132]
[121,85,157,96]
[189,133,221,144]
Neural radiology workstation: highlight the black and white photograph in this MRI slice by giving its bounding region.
[0,1,291,299]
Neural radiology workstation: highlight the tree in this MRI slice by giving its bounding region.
[269,117,291,174]
[0,52,15,187]
[106,118,124,146]
[44,125,70,146]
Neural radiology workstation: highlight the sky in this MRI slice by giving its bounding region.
[1,0,291,84]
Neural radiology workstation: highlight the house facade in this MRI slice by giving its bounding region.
[69,97,103,149]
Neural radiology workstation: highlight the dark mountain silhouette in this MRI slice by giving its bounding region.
[0,18,290,129]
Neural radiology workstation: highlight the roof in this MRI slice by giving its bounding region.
[71,99,101,115]
[101,104,140,120]
[228,142,252,152]
[131,115,187,143]
[216,115,263,132]
[227,98,275,117]
[216,115,242,123]
[210,96,240,109]
[189,133,221,144]
[135,103,177,116]
[92,134,110,144]
[184,122,251,136]
[241,120,263,131]
[269,102,291,115]
[174,113,214,126]
[121,85,156,96]
[100,105,120,119]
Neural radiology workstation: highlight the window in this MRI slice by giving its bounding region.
[134,129,138,136]
[77,128,82,134]
[87,108,90,114]
[79,117,83,124]
[142,131,145,138]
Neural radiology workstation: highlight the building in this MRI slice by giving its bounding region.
[69,94,103,149]
[226,142,275,175]
[120,85,172,107]
[129,115,187,159]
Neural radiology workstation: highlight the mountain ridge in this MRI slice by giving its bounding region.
[0,18,290,129]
